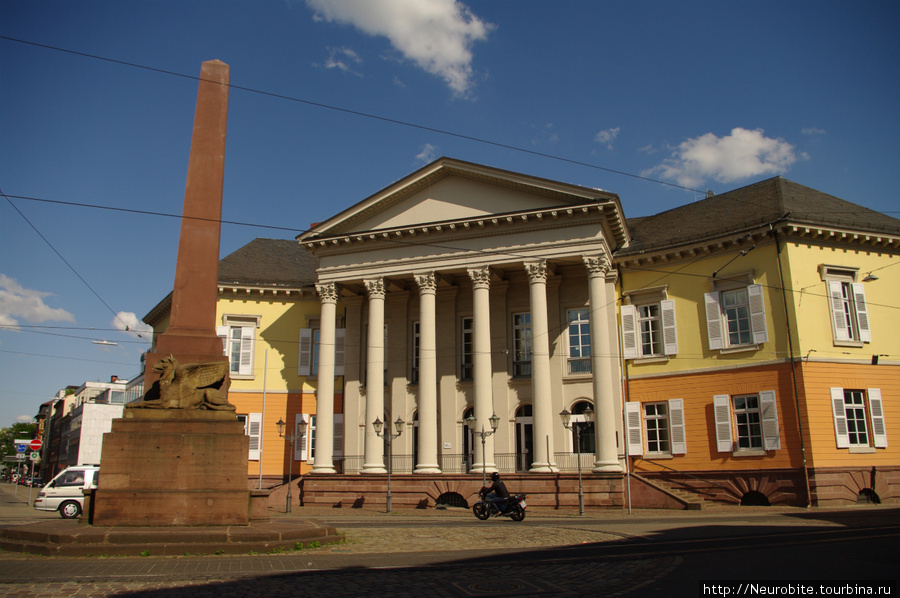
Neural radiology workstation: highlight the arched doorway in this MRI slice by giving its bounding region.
[568,400,595,469]
[515,404,533,472]
[462,407,474,472]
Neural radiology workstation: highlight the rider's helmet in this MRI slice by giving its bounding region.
[491,472,500,481]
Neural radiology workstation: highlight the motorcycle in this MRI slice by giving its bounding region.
[472,487,527,521]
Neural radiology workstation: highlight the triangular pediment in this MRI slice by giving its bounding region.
[300,158,623,241]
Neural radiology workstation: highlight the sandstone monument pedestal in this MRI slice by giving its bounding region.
[92,410,251,526]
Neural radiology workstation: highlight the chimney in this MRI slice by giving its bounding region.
[110,375,119,383]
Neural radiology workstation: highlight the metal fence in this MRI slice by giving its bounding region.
[335,452,594,474]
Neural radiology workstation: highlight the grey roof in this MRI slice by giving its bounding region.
[217,238,318,287]
[619,177,900,256]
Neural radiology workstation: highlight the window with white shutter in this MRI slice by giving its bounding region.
[825,277,871,344]
[219,315,260,378]
[624,402,644,457]
[712,392,779,454]
[705,282,767,351]
[244,412,262,461]
[621,295,678,360]
[713,395,733,452]
[298,327,346,377]
[830,387,887,450]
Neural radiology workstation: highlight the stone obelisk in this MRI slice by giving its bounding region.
[93,61,254,527]
[144,59,231,387]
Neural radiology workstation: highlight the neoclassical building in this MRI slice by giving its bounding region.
[298,158,630,485]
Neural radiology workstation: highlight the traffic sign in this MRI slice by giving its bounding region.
[30,452,41,461]
[29,439,42,451]
[15,444,26,453]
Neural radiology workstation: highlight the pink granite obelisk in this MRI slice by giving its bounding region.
[93,61,254,527]
[144,59,231,389]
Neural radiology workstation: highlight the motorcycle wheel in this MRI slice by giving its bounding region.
[473,503,490,520]
[510,504,526,521]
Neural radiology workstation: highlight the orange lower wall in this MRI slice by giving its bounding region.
[796,362,899,468]
[627,363,802,473]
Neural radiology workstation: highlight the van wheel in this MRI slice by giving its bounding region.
[60,501,81,519]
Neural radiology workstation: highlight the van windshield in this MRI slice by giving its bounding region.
[57,471,86,487]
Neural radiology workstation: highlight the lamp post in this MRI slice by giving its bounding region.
[465,412,500,487]
[276,417,308,514]
[559,406,593,516]
[373,416,404,513]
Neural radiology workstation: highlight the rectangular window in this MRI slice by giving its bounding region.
[622,300,678,359]
[714,391,780,453]
[461,317,473,380]
[830,388,886,449]
[217,322,256,377]
[513,312,532,378]
[826,279,871,344]
[567,308,592,375]
[411,321,420,384]
[237,413,262,461]
[705,284,767,350]
[732,395,763,450]
[298,328,346,377]
[644,402,670,453]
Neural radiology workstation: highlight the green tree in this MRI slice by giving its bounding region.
[0,422,38,458]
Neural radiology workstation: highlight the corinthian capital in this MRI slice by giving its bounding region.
[316,282,339,304]
[414,272,437,294]
[524,259,548,283]
[364,278,385,299]
[583,254,611,277]
[467,266,491,290]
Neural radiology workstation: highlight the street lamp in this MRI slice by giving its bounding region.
[465,412,500,487]
[559,405,593,516]
[276,417,308,514]
[373,416,404,513]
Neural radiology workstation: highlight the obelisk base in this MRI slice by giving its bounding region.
[93,411,250,526]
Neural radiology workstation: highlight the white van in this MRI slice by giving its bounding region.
[32,466,99,519]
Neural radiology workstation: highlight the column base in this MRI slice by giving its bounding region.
[310,464,336,474]
[470,463,498,473]
[592,461,622,473]
[360,465,387,474]
[414,465,441,474]
[528,463,559,473]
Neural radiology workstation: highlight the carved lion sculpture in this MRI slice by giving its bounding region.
[127,355,235,411]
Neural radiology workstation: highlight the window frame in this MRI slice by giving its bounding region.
[713,391,780,454]
[411,321,420,385]
[298,327,346,377]
[622,299,678,359]
[822,266,871,345]
[830,387,886,450]
[705,278,768,351]
[624,398,686,457]
[237,412,262,461]
[566,307,592,376]
[460,316,473,381]
[512,312,532,378]
[217,315,260,378]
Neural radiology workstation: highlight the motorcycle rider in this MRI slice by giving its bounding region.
[483,472,510,513]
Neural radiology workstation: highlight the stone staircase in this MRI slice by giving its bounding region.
[631,473,708,510]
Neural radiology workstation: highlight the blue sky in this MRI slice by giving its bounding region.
[1,0,898,426]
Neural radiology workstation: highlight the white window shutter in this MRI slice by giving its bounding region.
[620,305,638,359]
[216,326,229,356]
[661,299,678,356]
[759,390,781,450]
[296,413,309,461]
[705,292,725,350]
[247,412,262,461]
[334,328,346,376]
[748,284,768,344]
[713,394,733,452]
[827,281,850,342]
[333,414,344,457]
[668,398,687,455]
[831,387,850,448]
[238,326,255,375]
[298,328,313,376]
[624,402,644,456]
[852,283,871,342]
[868,388,887,448]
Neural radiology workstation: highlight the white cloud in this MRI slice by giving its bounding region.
[595,127,621,150]
[637,143,657,155]
[112,311,153,341]
[0,274,75,329]
[415,143,438,164]
[801,127,827,136]
[642,128,797,188]
[322,46,363,76]
[307,0,494,97]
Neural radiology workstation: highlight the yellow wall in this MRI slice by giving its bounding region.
[619,241,788,378]
[780,240,899,362]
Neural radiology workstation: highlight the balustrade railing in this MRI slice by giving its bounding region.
[333,452,594,474]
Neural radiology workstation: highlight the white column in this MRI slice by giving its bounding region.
[414,272,440,473]
[467,266,496,474]
[584,255,622,472]
[524,260,557,472]
[311,283,337,474]
[361,277,387,474]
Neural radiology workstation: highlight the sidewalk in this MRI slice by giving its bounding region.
[2,482,897,597]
